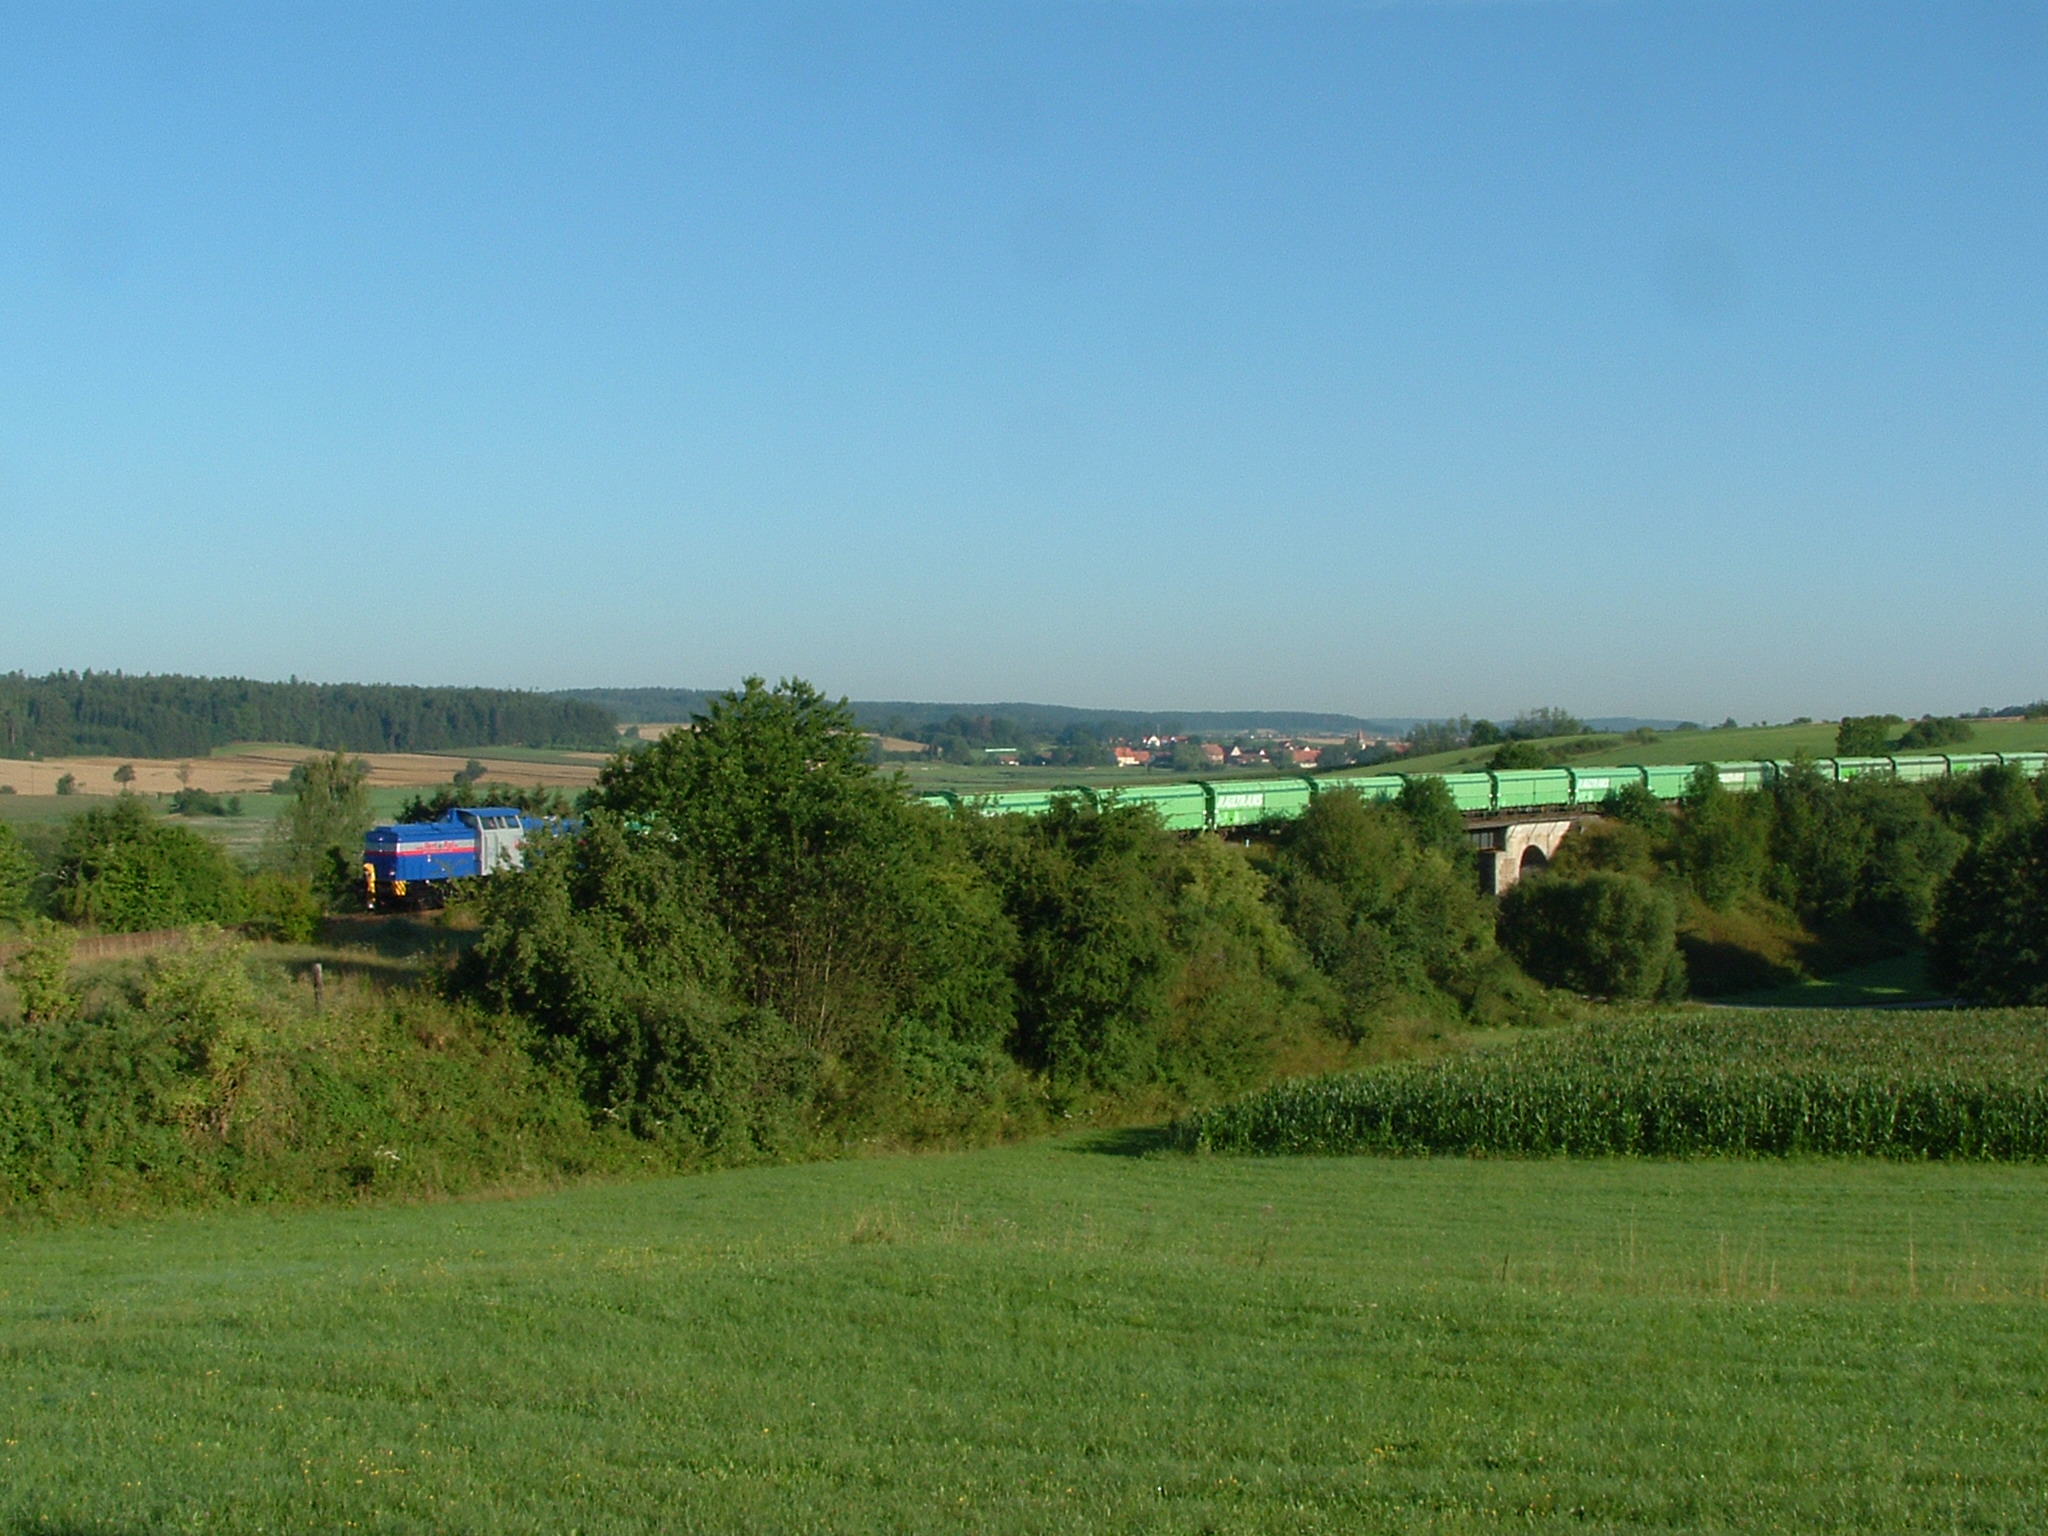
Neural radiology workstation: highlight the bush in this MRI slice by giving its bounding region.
[967,799,1331,1097]
[1897,716,1973,750]
[0,821,35,923]
[5,920,76,1025]
[0,932,624,1216]
[169,787,240,817]
[240,873,323,943]
[1498,871,1683,1001]
[50,797,246,931]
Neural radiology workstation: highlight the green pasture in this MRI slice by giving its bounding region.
[1381,717,2048,777]
[4,1144,2047,1533]
[1718,951,1945,1009]
[0,787,422,867]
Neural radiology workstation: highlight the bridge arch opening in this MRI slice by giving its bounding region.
[1519,847,1549,877]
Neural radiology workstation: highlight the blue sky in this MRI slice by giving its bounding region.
[1,2,2042,720]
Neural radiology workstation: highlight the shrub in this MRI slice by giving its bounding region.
[241,873,323,943]
[1896,716,1973,750]
[1498,871,1683,1001]
[50,796,246,931]
[169,787,240,817]
[5,920,76,1025]
[0,820,35,923]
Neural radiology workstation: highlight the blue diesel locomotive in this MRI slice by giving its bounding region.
[361,806,550,911]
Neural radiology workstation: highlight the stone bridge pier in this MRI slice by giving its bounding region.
[1470,817,1580,896]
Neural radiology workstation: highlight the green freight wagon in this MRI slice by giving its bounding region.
[1643,764,1698,800]
[1886,755,1949,784]
[1489,767,1573,813]
[1108,781,1211,831]
[957,787,1097,819]
[1831,756,1894,781]
[1999,752,2048,776]
[1208,776,1315,829]
[1430,772,1496,813]
[1568,766,1643,807]
[1941,754,2004,777]
[1711,761,1770,791]
[1316,773,1405,806]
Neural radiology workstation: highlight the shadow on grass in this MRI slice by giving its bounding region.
[1068,1124,1176,1158]
[6,1520,163,1536]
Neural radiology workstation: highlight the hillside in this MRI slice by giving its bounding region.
[1369,717,2048,777]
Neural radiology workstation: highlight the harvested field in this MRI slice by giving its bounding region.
[0,748,608,798]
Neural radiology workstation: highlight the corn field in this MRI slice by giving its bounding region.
[1170,1009,2048,1159]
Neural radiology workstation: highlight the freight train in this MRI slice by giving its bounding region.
[911,750,2048,831]
[360,751,2048,904]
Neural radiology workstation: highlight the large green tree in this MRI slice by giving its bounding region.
[589,678,1016,1094]
[1264,789,1496,1027]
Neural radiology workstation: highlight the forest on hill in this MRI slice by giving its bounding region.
[0,672,617,758]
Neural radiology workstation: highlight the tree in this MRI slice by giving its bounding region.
[1488,741,1550,771]
[54,774,76,796]
[1499,872,1683,1001]
[590,678,1015,1078]
[1265,790,1497,1028]
[1393,776,1469,867]
[1505,707,1584,741]
[112,763,136,787]
[51,796,246,931]
[1466,719,1503,747]
[1674,764,1768,909]
[1835,715,1902,756]
[1896,716,1973,751]
[265,752,373,900]
[1930,816,2048,1005]
[1602,781,1672,836]
[963,798,1328,1096]
[1404,718,1472,757]
[0,820,36,923]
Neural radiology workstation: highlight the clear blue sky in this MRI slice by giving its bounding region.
[1,3,2042,721]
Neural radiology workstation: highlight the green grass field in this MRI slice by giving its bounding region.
[1382,717,2048,777]
[4,1142,2047,1533]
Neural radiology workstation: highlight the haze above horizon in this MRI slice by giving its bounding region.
[1,4,2041,722]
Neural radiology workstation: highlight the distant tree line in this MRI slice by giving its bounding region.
[0,672,617,758]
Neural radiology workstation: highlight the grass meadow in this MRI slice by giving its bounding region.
[5,1141,2048,1533]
